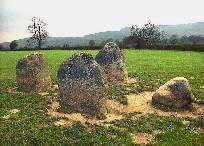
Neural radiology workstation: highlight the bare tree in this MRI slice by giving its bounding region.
[27,17,48,49]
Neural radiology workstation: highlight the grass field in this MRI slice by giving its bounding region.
[0,50,204,145]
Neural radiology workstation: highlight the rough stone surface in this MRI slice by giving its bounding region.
[57,53,107,117]
[16,53,52,92]
[152,77,195,110]
[95,42,128,84]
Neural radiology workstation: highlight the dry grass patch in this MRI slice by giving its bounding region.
[47,90,204,128]
[132,132,156,145]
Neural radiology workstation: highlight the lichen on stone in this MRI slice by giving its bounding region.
[16,53,52,92]
[95,42,128,84]
[152,77,195,110]
[57,53,108,118]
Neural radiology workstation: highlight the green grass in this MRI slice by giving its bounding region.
[0,49,204,145]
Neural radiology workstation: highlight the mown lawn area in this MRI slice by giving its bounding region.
[0,50,204,145]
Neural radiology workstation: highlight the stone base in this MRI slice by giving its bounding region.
[58,81,107,119]
[103,63,128,85]
[17,75,52,92]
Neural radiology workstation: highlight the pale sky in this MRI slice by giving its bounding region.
[0,0,204,43]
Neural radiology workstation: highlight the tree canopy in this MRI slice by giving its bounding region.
[10,40,18,50]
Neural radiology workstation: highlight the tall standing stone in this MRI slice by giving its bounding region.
[95,42,128,85]
[16,54,52,92]
[152,77,195,110]
[57,53,107,118]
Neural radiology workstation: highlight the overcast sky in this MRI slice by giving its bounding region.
[0,0,204,43]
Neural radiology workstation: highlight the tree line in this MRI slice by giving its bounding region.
[1,17,204,51]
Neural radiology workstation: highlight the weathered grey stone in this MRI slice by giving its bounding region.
[95,42,128,84]
[16,53,52,92]
[152,77,195,110]
[57,53,107,118]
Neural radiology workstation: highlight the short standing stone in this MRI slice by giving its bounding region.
[57,53,107,118]
[16,54,52,92]
[152,77,195,110]
[95,42,128,84]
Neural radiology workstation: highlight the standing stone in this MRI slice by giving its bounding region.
[95,42,128,85]
[152,77,195,110]
[57,53,107,118]
[16,54,52,92]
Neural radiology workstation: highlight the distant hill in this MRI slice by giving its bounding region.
[1,22,204,49]
[159,22,204,37]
